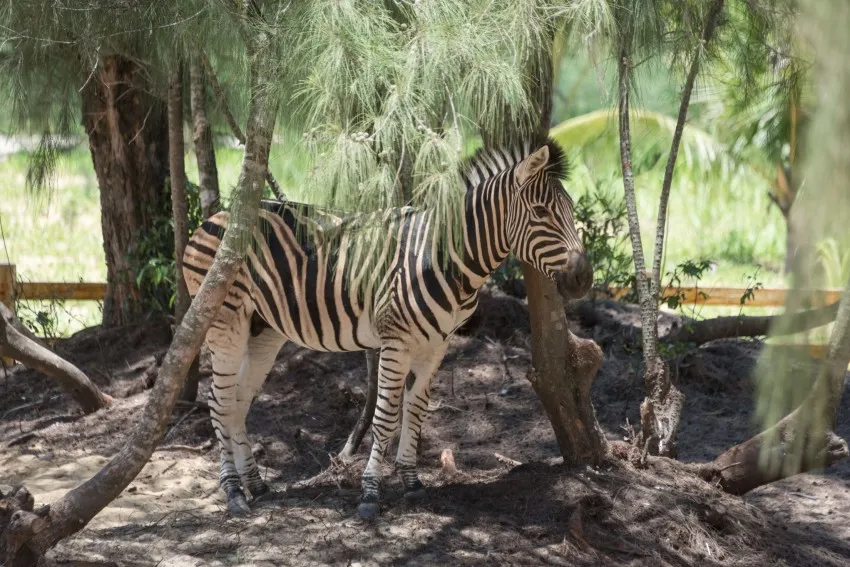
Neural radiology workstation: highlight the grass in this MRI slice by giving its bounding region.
[0,133,798,336]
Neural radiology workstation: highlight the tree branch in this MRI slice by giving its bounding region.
[650,0,725,293]
[198,50,284,201]
[338,349,379,458]
[663,301,840,345]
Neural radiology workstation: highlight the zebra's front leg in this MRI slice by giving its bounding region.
[396,344,448,501]
[358,345,412,520]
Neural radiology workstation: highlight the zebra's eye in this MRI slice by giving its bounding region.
[532,205,550,218]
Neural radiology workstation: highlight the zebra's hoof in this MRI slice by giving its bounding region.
[357,500,380,520]
[227,492,252,517]
[403,487,427,502]
[251,484,274,503]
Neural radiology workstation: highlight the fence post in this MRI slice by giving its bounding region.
[1,263,17,366]
[0,263,16,308]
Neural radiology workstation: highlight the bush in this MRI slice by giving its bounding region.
[127,180,205,315]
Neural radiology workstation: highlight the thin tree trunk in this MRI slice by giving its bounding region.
[169,62,191,324]
[0,23,278,565]
[339,349,380,458]
[618,1,724,456]
[81,55,171,327]
[0,304,109,414]
[189,55,221,219]
[198,50,285,201]
[168,61,199,402]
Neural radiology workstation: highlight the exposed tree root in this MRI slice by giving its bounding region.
[0,304,110,414]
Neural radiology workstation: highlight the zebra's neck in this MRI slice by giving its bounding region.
[455,176,512,288]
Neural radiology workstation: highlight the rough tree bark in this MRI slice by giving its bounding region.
[0,24,278,566]
[522,263,608,465]
[80,55,171,327]
[617,0,724,457]
[168,61,200,402]
[513,34,609,465]
[0,303,109,414]
[189,54,221,219]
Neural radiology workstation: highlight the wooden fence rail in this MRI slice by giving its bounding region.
[0,263,844,308]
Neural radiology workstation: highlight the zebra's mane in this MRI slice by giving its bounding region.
[462,137,570,188]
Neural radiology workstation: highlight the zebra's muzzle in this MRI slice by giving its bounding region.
[555,251,593,299]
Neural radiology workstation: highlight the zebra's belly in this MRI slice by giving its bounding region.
[253,296,382,353]
[251,288,478,354]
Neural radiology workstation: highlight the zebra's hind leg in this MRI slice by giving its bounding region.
[231,325,286,503]
[206,312,253,516]
[396,343,448,502]
[358,345,412,520]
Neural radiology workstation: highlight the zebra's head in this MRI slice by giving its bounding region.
[507,141,593,299]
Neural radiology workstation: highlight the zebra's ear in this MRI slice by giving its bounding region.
[515,145,550,187]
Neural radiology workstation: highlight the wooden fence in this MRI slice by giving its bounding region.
[1,262,843,309]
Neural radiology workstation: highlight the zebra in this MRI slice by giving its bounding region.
[182,137,593,519]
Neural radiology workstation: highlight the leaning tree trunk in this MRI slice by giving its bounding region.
[512,33,608,465]
[189,54,221,219]
[0,304,109,414]
[168,61,200,402]
[80,55,171,327]
[522,263,608,465]
[0,23,279,565]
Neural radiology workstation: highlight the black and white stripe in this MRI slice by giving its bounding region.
[183,138,593,517]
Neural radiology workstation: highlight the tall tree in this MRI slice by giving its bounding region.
[610,0,725,456]
[81,55,172,327]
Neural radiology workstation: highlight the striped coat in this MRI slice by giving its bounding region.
[183,138,593,518]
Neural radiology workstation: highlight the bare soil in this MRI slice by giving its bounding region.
[3,290,850,566]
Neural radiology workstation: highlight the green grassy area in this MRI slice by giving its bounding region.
[0,135,792,336]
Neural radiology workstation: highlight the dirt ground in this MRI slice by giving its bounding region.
[3,290,850,566]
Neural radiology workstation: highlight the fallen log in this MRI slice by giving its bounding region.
[0,304,110,413]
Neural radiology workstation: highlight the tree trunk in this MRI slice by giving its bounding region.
[189,55,221,219]
[0,21,279,563]
[80,55,171,328]
[0,304,109,414]
[514,36,608,466]
[169,62,191,324]
[617,1,724,457]
[168,61,199,402]
[522,263,608,465]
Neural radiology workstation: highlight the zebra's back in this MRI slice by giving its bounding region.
[184,200,475,353]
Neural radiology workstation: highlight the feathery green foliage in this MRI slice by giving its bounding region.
[753,0,850,477]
